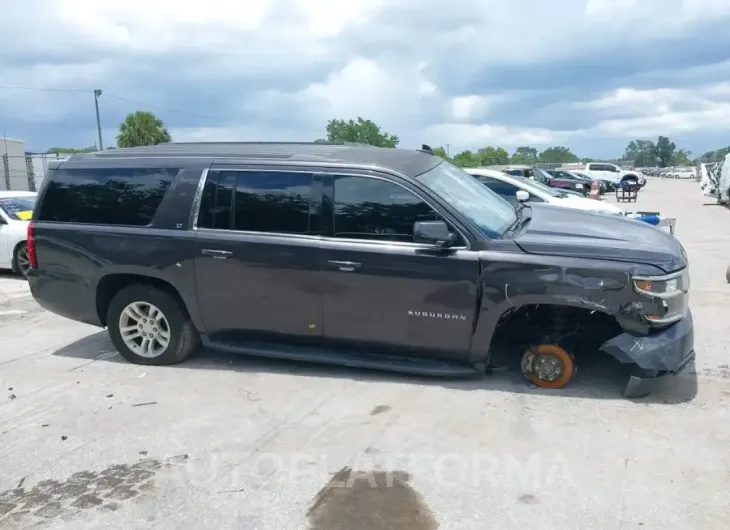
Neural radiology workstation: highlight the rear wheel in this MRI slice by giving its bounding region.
[107,284,200,365]
[13,243,30,278]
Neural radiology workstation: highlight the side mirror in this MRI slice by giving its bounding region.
[515,190,530,202]
[413,221,456,247]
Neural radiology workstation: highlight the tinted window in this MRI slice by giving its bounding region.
[332,176,442,242]
[198,170,312,234]
[477,176,520,199]
[38,168,178,226]
[0,196,35,221]
[234,171,311,234]
[505,169,524,177]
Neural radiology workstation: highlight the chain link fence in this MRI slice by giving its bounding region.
[1,153,69,192]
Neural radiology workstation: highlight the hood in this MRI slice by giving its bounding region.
[560,196,623,214]
[514,204,685,273]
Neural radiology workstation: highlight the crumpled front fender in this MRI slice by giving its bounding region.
[599,310,694,372]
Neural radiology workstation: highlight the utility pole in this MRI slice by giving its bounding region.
[446,144,450,156]
[93,89,103,150]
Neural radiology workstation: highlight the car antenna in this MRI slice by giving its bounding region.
[419,144,434,154]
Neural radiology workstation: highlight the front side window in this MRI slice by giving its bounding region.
[332,175,446,242]
[417,161,516,238]
[0,196,36,221]
[37,168,179,226]
[198,170,312,234]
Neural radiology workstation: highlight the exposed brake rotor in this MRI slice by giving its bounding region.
[521,344,575,389]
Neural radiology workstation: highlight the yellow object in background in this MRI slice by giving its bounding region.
[15,210,32,221]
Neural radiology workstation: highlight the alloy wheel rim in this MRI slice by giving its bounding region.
[118,301,171,358]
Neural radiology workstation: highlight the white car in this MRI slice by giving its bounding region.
[0,191,37,277]
[466,168,624,215]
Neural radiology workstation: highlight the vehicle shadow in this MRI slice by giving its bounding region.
[0,271,24,281]
[53,331,698,405]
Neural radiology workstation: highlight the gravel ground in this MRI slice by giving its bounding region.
[1,177,729,530]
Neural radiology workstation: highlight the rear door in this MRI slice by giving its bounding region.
[193,167,324,343]
[318,171,480,360]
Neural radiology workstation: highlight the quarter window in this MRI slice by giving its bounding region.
[37,168,179,226]
[198,170,312,234]
[332,175,458,243]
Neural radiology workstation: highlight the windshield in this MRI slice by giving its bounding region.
[0,196,35,221]
[418,161,517,238]
[512,174,563,197]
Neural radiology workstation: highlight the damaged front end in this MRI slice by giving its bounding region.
[599,268,694,398]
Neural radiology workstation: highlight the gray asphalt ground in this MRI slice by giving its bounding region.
[1,177,729,529]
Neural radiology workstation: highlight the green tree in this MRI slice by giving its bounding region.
[624,140,657,166]
[47,146,97,154]
[511,146,538,164]
[475,146,510,166]
[655,136,676,167]
[451,150,480,167]
[537,146,579,164]
[431,146,450,160]
[670,148,693,166]
[116,111,172,148]
[324,117,399,147]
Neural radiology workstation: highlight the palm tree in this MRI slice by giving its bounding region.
[116,111,172,148]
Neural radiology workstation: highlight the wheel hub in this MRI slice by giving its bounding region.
[521,344,575,389]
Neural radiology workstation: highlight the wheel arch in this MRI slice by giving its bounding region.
[95,273,189,327]
[11,238,27,273]
[470,295,618,365]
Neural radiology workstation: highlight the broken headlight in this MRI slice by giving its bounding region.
[632,268,689,325]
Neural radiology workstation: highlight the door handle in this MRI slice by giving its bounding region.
[327,260,361,272]
[202,249,233,259]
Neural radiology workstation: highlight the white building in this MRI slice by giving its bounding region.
[0,136,29,191]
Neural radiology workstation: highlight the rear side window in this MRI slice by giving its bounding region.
[38,168,179,226]
[198,170,312,234]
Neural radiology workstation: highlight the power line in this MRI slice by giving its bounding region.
[102,93,224,122]
[0,84,225,122]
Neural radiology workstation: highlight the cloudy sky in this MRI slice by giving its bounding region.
[2,0,730,158]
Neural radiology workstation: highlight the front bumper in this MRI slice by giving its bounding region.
[599,310,694,398]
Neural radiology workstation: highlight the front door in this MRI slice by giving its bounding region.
[193,168,324,343]
[319,173,480,360]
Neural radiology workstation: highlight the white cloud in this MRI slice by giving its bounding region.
[2,0,730,155]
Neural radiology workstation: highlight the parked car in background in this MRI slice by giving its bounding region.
[494,165,587,196]
[466,168,623,215]
[560,162,645,190]
[547,169,606,194]
[0,191,36,277]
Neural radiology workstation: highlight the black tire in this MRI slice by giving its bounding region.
[12,243,30,278]
[726,264,730,284]
[107,284,200,365]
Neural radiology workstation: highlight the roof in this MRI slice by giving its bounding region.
[68,142,442,178]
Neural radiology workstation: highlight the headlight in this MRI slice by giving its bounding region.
[632,269,689,325]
